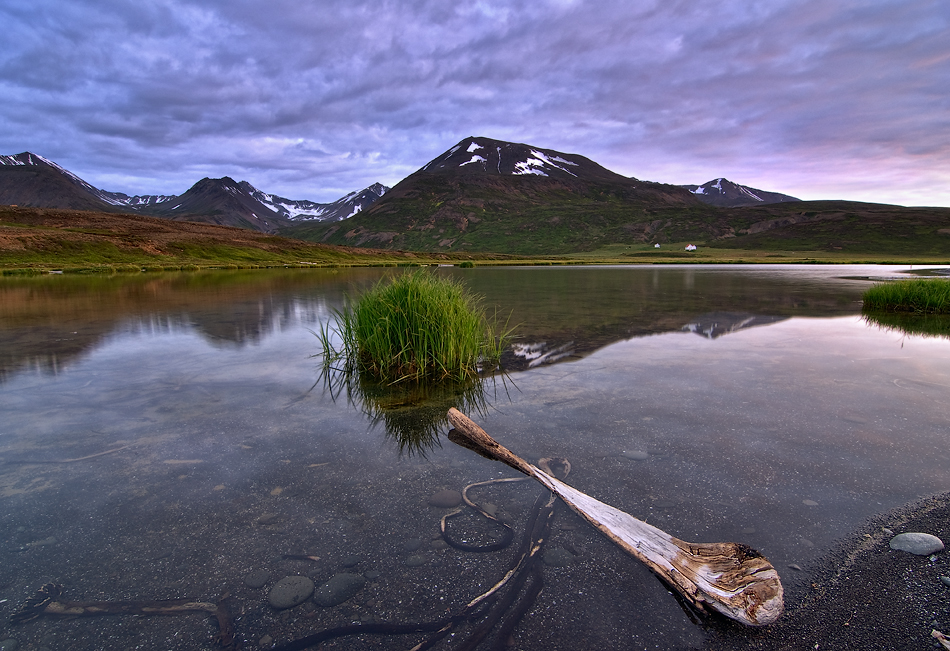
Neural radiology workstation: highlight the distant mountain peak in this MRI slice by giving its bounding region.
[680,178,800,207]
[421,136,627,183]
[1,151,389,232]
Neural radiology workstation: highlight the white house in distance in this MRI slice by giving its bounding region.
[685,244,697,251]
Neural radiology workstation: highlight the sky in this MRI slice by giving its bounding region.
[1,0,948,206]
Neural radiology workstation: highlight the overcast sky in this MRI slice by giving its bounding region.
[2,0,948,205]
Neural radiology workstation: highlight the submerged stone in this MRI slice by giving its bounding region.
[244,569,270,589]
[313,573,366,607]
[543,547,575,567]
[427,489,462,508]
[268,576,314,609]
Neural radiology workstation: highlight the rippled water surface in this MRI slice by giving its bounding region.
[1,265,949,650]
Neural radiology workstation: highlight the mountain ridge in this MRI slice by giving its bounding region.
[0,152,389,233]
[681,177,800,207]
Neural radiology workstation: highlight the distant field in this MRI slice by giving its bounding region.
[1,205,948,273]
[0,206,511,273]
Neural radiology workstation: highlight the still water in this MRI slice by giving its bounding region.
[1,265,949,650]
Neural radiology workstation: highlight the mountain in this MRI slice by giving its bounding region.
[0,152,133,212]
[244,181,388,222]
[0,151,388,233]
[281,136,716,253]
[680,178,800,207]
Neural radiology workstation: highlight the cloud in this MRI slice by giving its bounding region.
[0,0,947,205]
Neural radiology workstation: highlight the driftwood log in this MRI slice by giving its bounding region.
[446,408,784,626]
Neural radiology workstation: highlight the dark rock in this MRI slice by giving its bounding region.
[268,576,314,609]
[313,573,366,607]
[245,569,270,589]
[428,489,462,508]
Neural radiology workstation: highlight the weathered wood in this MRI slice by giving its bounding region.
[446,408,784,626]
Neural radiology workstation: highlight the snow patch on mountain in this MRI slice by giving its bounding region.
[460,155,487,167]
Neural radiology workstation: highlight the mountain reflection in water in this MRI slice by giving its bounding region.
[0,265,875,382]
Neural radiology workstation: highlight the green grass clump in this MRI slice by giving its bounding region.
[862,278,950,314]
[459,260,475,268]
[318,270,511,382]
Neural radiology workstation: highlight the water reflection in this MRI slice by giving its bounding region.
[862,310,950,340]
[316,366,512,456]
[0,268,386,382]
[681,312,789,339]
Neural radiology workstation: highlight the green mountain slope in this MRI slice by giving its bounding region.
[280,136,722,254]
[280,137,950,256]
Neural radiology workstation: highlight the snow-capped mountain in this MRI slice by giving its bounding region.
[242,181,388,222]
[421,136,632,183]
[680,178,800,207]
[0,152,140,210]
[0,151,388,233]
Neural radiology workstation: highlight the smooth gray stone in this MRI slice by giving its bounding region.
[244,569,270,589]
[313,573,366,607]
[428,489,462,508]
[939,576,950,588]
[0,638,20,651]
[268,575,315,609]
[403,538,423,552]
[404,554,426,567]
[889,532,945,555]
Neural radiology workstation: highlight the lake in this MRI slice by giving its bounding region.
[1,264,949,650]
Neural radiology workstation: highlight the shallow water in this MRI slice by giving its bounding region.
[1,265,949,650]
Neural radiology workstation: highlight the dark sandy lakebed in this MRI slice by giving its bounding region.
[0,264,949,650]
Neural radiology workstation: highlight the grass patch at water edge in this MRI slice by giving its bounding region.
[318,270,512,382]
[862,278,950,314]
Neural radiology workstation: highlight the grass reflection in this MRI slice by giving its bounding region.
[863,310,950,340]
[316,364,513,456]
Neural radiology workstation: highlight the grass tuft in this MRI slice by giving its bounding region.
[318,270,512,382]
[862,278,950,314]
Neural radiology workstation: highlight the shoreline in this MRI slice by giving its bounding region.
[706,491,950,650]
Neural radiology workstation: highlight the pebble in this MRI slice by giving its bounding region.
[939,576,950,588]
[313,573,366,607]
[802,500,819,507]
[268,576,315,609]
[257,513,280,526]
[889,533,945,556]
[428,489,462,508]
[621,450,649,461]
[788,564,803,571]
[543,547,575,567]
[245,569,270,589]
[404,554,426,567]
[258,635,273,648]
[341,555,361,568]
[0,639,19,651]
[403,538,423,552]
[364,570,381,580]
